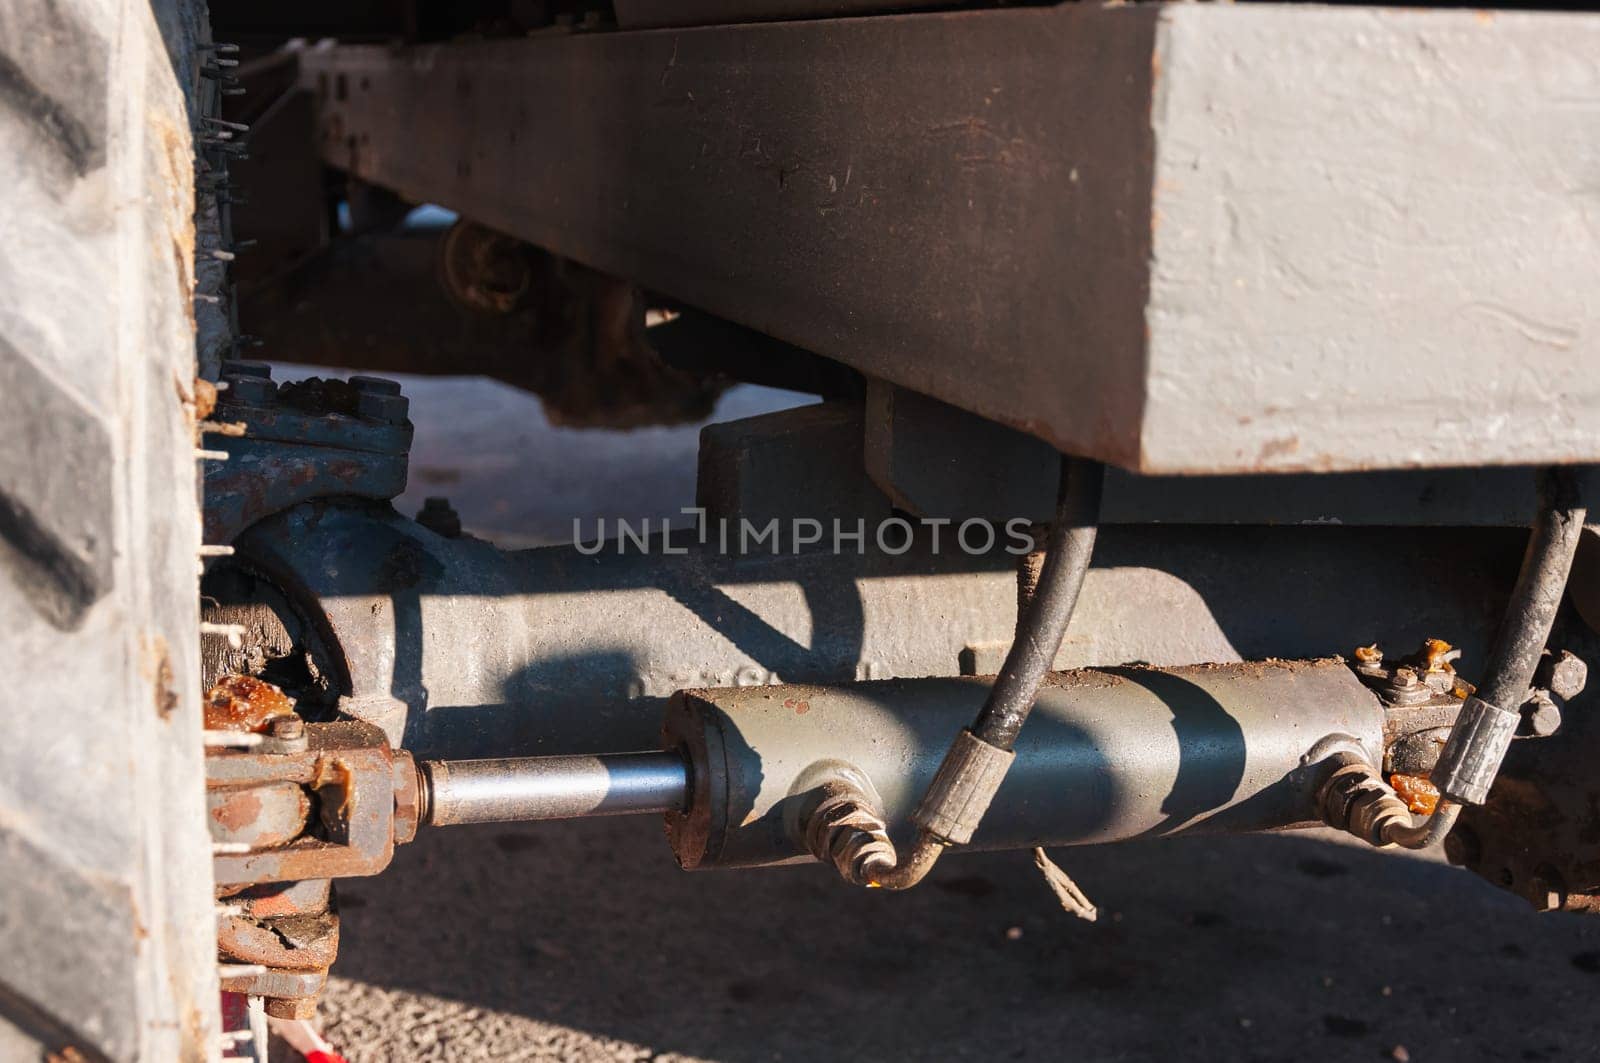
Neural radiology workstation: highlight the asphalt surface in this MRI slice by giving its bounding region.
[278,370,1600,1063]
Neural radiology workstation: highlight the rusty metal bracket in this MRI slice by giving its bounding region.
[209,719,405,886]
[217,908,340,971]
[203,362,411,544]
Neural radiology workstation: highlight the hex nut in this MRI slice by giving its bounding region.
[270,716,305,740]
[263,996,320,1021]
[1519,692,1562,738]
[417,497,462,538]
[357,390,410,424]
[1379,666,1432,707]
[223,373,276,406]
[392,751,422,845]
[348,374,402,395]
[1538,650,1588,703]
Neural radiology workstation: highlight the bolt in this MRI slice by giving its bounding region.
[270,716,305,740]
[357,390,410,424]
[349,375,402,395]
[263,996,319,1021]
[1520,691,1562,737]
[417,497,462,538]
[222,373,276,406]
[1536,649,1588,703]
[1379,666,1431,706]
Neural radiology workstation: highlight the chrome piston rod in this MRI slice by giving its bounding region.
[421,752,688,826]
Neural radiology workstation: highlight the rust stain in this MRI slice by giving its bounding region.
[1391,773,1440,816]
[783,697,811,715]
[204,675,295,732]
[142,634,179,719]
[312,755,356,821]
[194,377,218,421]
[1353,644,1382,665]
[243,886,316,920]
[154,111,197,331]
[1257,435,1300,462]
[1417,637,1457,675]
[211,790,264,832]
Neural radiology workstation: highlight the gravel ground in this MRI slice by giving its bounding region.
[322,820,1600,1063]
[274,369,1600,1062]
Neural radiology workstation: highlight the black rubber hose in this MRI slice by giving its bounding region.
[1378,465,1586,849]
[1477,466,1588,710]
[970,456,1105,751]
[866,455,1104,890]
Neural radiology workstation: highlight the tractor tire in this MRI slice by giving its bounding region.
[1,1,223,1059]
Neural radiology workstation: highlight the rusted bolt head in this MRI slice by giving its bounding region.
[270,716,306,740]
[357,390,410,424]
[1392,667,1419,688]
[263,995,320,1021]
[1519,692,1562,738]
[348,374,402,395]
[1537,650,1588,703]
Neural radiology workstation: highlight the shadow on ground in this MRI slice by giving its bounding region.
[324,820,1600,1062]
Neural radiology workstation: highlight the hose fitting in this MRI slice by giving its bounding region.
[910,729,1015,846]
[1430,695,1520,806]
[1317,754,1462,851]
[802,781,896,887]
[1329,467,1587,855]
[855,457,1103,890]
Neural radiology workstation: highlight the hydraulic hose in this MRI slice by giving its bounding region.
[971,458,1105,751]
[1326,466,1587,850]
[1475,467,1587,712]
[867,456,1104,889]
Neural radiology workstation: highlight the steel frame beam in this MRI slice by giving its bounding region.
[302,4,1600,474]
